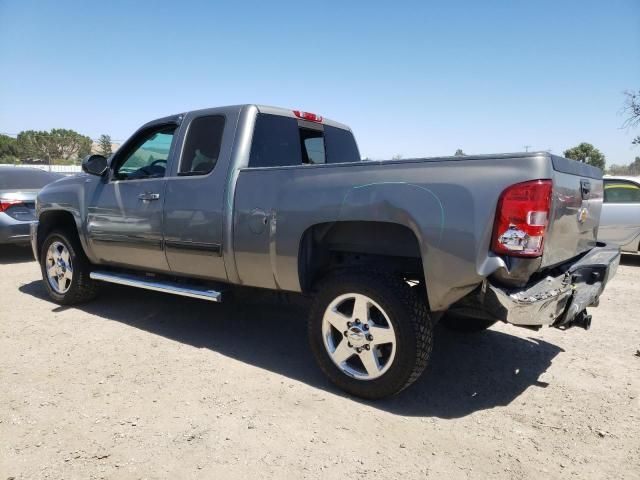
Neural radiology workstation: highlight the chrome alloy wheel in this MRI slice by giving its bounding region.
[45,241,73,294]
[321,293,397,380]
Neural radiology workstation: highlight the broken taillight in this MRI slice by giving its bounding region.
[491,179,553,257]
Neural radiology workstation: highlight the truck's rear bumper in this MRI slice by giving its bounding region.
[484,243,620,327]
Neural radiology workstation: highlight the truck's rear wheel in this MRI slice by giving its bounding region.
[40,230,97,305]
[308,271,433,399]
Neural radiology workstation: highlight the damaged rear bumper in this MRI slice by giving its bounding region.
[483,243,620,328]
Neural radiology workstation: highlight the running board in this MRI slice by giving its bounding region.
[89,271,222,302]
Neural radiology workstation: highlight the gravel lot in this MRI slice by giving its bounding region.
[1,246,639,479]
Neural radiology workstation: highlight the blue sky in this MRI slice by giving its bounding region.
[1,0,639,164]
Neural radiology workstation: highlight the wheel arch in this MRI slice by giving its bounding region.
[297,220,429,302]
[36,210,82,262]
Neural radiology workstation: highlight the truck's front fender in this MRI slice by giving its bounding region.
[35,174,99,263]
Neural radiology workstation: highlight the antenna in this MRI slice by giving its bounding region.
[523,145,531,152]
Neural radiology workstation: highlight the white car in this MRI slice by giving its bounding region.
[598,176,640,252]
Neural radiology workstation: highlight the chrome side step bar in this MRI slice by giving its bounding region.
[89,271,222,302]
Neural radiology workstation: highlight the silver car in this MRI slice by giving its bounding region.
[598,176,640,252]
[0,166,62,244]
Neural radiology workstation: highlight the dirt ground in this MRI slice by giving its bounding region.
[0,246,638,480]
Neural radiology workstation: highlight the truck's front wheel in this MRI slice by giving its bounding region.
[308,271,433,399]
[40,230,97,305]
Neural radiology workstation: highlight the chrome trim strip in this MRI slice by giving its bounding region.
[90,234,163,248]
[164,240,222,255]
[89,271,222,302]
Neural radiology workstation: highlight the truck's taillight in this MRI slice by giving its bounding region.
[0,199,22,213]
[491,179,553,257]
[293,110,323,123]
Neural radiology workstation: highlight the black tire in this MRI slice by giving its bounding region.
[440,312,496,333]
[308,270,433,400]
[40,229,97,305]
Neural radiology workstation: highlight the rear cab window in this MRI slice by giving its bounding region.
[249,114,360,168]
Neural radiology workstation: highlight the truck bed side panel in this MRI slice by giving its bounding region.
[232,155,553,311]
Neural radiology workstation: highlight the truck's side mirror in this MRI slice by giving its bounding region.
[82,154,109,176]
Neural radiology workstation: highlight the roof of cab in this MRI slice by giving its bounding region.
[176,104,352,131]
[254,105,352,131]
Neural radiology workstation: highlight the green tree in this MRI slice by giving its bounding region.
[16,129,92,165]
[50,129,92,162]
[0,134,19,163]
[97,134,113,157]
[563,143,606,170]
[16,130,52,162]
[454,148,466,156]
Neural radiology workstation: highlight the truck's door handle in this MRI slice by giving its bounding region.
[138,192,160,201]
[580,180,591,199]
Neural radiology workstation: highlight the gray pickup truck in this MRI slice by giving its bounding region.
[31,104,620,399]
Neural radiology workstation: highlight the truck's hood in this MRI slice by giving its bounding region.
[37,173,92,196]
[36,173,98,215]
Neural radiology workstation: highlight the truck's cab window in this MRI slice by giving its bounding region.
[603,180,640,203]
[249,114,301,168]
[249,113,360,168]
[325,125,361,163]
[179,115,225,175]
[300,128,325,164]
[113,125,176,180]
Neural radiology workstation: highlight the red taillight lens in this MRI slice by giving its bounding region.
[0,199,23,213]
[492,179,553,257]
[293,110,323,123]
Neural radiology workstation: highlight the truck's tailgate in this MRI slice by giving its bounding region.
[542,156,604,267]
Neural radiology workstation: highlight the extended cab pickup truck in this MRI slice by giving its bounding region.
[31,104,620,399]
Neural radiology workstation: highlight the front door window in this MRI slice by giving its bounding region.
[113,125,177,180]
